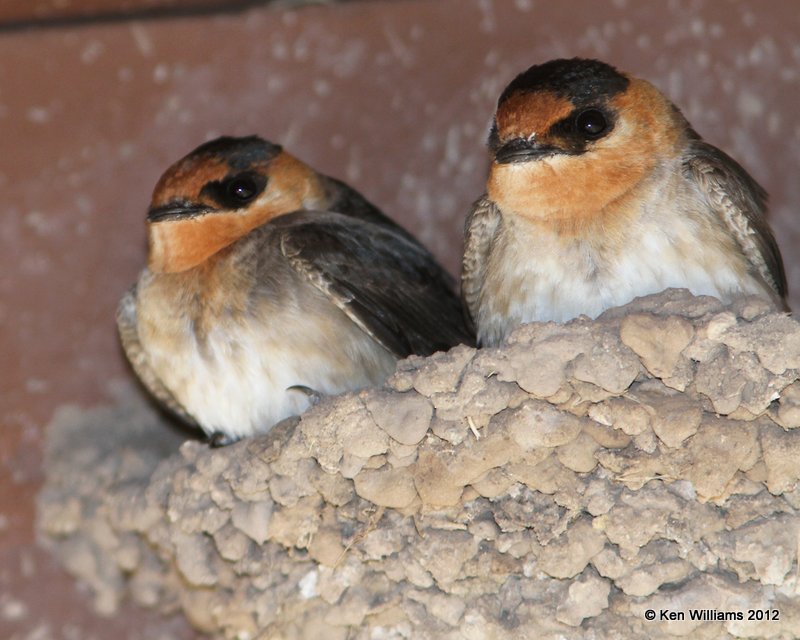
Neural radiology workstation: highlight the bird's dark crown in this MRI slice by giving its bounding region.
[189,135,283,171]
[497,58,630,108]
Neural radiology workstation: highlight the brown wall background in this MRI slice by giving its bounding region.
[2,0,798,637]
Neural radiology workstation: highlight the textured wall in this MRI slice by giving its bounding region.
[2,0,799,637]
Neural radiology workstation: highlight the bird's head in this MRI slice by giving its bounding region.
[487,58,688,232]
[146,135,328,273]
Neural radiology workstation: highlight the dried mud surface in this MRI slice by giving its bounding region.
[38,290,800,639]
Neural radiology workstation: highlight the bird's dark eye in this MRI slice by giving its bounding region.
[226,175,259,203]
[575,109,609,139]
[199,171,267,209]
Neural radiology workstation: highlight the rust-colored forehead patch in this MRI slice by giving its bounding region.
[150,155,231,208]
[495,91,574,140]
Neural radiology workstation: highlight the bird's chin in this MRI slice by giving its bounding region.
[147,221,194,274]
[146,218,229,274]
[147,207,269,274]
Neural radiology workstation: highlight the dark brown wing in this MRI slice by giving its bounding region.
[461,195,502,326]
[320,174,423,247]
[116,287,200,426]
[274,211,475,357]
[684,140,788,308]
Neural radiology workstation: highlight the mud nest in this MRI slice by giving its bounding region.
[38,289,800,639]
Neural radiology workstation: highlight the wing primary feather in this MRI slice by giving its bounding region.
[462,195,503,332]
[276,211,474,357]
[684,140,788,308]
[116,287,200,426]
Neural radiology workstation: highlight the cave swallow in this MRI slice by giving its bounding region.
[462,58,788,347]
[118,136,474,444]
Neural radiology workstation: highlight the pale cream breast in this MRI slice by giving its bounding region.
[135,239,396,439]
[478,161,765,345]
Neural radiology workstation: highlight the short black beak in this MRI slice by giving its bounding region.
[494,138,560,164]
[147,201,214,222]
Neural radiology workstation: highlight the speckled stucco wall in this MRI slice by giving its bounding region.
[2,1,799,637]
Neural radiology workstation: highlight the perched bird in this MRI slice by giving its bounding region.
[118,136,473,444]
[463,58,788,347]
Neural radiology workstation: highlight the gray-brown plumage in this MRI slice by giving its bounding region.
[118,136,473,444]
[463,58,788,347]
